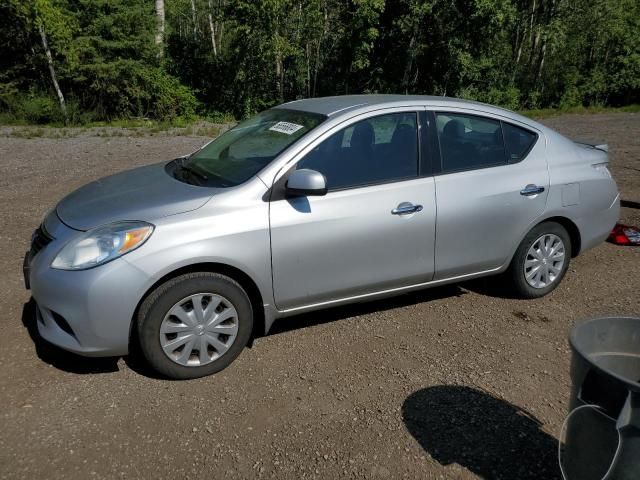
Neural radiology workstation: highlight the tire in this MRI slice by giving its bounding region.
[137,272,253,379]
[506,222,572,299]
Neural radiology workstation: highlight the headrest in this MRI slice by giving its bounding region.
[350,121,375,150]
[391,123,415,144]
[443,119,465,139]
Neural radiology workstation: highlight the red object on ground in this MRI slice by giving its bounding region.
[608,223,640,245]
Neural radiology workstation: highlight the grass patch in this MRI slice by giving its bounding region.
[1,120,233,139]
[8,127,48,139]
[2,105,638,138]
[0,109,235,130]
[522,104,640,119]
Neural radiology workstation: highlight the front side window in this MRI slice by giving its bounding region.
[436,113,506,173]
[297,112,419,190]
[181,109,326,187]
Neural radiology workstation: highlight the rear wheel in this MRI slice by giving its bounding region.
[506,222,571,299]
[137,273,253,379]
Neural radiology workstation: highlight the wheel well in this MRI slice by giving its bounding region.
[539,216,581,257]
[129,263,265,350]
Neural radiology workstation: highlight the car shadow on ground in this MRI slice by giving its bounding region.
[22,285,470,378]
[22,286,469,378]
[460,276,519,299]
[22,299,119,374]
[268,284,466,335]
[403,385,561,479]
[620,199,640,210]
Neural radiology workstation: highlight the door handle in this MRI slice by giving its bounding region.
[391,202,423,215]
[520,184,545,196]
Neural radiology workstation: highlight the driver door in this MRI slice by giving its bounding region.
[269,110,437,311]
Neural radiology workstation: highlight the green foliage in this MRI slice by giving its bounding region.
[68,0,197,119]
[1,92,63,124]
[75,60,197,119]
[0,0,638,124]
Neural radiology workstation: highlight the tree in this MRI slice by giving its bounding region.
[0,0,638,123]
[155,0,165,56]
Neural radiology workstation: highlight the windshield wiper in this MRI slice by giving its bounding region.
[179,163,209,182]
[175,161,211,186]
[176,161,235,187]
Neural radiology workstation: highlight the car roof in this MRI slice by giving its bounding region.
[275,94,541,129]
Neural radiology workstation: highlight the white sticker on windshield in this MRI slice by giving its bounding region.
[269,121,304,135]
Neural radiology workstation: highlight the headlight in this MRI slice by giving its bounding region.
[51,221,154,270]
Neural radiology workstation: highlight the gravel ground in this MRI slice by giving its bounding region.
[1,113,638,479]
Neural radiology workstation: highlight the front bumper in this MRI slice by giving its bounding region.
[27,217,149,357]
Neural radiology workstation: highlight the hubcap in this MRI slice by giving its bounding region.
[524,234,566,289]
[160,293,239,367]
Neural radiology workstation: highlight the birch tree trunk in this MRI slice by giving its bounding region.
[402,22,419,93]
[38,23,67,120]
[207,0,217,56]
[275,51,284,102]
[528,0,536,45]
[155,0,165,57]
[305,42,311,97]
[511,21,522,83]
[274,22,284,103]
[513,21,522,64]
[312,2,328,97]
[190,0,198,39]
[536,36,547,84]
[218,1,225,53]
[312,38,321,97]
[531,29,541,68]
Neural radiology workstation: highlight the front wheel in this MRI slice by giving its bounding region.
[137,272,253,379]
[506,222,572,299]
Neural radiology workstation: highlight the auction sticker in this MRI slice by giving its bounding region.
[269,121,304,135]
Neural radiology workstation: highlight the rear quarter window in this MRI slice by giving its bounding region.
[503,123,538,163]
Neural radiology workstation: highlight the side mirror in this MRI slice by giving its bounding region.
[286,169,327,197]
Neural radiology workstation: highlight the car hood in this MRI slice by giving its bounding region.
[56,161,215,231]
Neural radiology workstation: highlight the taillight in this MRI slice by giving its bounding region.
[608,224,640,246]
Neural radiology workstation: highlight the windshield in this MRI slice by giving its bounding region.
[180,108,326,187]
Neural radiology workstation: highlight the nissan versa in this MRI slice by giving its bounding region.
[25,95,620,379]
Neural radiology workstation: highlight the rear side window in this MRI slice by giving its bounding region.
[503,123,538,163]
[436,113,506,173]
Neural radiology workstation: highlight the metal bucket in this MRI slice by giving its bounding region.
[561,316,640,480]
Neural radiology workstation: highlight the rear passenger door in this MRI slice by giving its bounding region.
[430,110,548,279]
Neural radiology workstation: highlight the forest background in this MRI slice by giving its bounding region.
[1,0,638,125]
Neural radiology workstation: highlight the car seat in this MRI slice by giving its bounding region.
[440,119,471,171]
[385,123,417,178]
[344,121,375,186]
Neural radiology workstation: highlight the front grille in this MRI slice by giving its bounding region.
[30,224,53,257]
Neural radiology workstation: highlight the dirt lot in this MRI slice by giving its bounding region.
[1,113,638,479]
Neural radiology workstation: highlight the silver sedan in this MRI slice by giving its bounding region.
[25,95,620,379]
